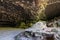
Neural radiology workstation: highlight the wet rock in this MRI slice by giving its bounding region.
[15,28,60,40]
[15,31,44,40]
[15,21,60,40]
[25,21,47,32]
[46,16,60,27]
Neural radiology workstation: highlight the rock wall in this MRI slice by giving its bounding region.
[0,0,39,27]
[38,0,60,20]
[0,0,60,28]
[45,2,60,20]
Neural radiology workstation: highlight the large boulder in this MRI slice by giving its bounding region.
[45,2,60,20]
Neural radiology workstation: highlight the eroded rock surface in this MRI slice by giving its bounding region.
[15,27,60,40]
[15,21,60,40]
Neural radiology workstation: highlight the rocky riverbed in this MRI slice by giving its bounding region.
[0,21,60,40]
[15,21,60,40]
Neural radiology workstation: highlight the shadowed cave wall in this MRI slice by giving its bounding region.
[45,2,60,20]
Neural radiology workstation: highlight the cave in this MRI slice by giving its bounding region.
[45,2,60,20]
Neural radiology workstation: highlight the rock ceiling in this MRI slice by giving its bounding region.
[45,0,60,20]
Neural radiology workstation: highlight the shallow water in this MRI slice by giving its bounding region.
[0,27,24,40]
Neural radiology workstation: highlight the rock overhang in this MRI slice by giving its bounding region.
[45,2,60,20]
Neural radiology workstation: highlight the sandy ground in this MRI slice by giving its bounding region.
[0,27,24,40]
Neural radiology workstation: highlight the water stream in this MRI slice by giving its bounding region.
[15,21,60,40]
